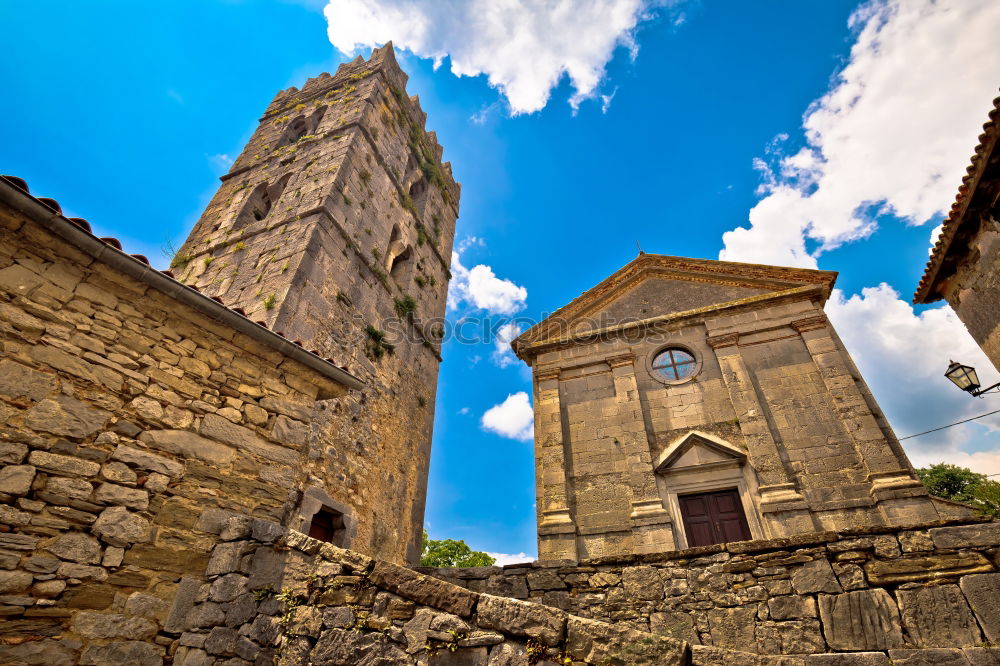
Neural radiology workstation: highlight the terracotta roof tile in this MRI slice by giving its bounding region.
[914,93,1000,303]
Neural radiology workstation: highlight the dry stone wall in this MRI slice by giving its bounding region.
[170,518,689,666]
[423,520,1000,661]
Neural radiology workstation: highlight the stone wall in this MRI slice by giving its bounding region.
[158,518,688,666]
[422,519,1000,660]
[0,183,399,659]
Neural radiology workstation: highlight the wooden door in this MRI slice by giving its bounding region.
[679,488,751,547]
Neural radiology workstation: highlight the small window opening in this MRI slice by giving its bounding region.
[308,507,345,544]
[389,245,411,278]
[288,118,308,144]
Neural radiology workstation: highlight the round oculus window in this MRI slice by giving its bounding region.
[651,347,697,382]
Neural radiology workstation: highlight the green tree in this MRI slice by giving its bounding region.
[916,463,1000,518]
[419,530,496,567]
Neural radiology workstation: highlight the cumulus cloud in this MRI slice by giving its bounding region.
[486,551,535,565]
[449,250,528,315]
[482,392,535,441]
[720,0,1000,267]
[323,0,665,114]
[492,322,522,368]
[825,284,1000,473]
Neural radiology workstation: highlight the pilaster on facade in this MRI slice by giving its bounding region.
[605,353,675,553]
[534,368,577,560]
[789,315,938,523]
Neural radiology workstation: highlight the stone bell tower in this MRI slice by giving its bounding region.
[172,44,460,563]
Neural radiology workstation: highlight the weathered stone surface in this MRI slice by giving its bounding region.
[311,627,410,665]
[0,639,78,666]
[204,625,239,655]
[566,615,687,666]
[791,559,842,595]
[94,482,149,510]
[526,569,565,591]
[110,444,184,477]
[486,642,529,666]
[164,577,201,633]
[92,505,152,546]
[0,359,56,401]
[370,560,478,617]
[930,522,1000,549]
[0,440,29,464]
[24,395,110,438]
[650,610,699,643]
[200,413,298,465]
[46,475,94,500]
[705,605,757,650]
[209,573,249,603]
[769,595,817,620]
[758,619,825,655]
[622,565,664,601]
[79,641,164,666]
[0,570,33,593]
[897,583,983,648]
[476,594,566,646]
[0,464,35,496]
[28,450,100,477]
[100,461,137,484]
[865,552,993,584]
[818,589,904,651]
[271,414,310,447]
[960,572,1000,643]
[44,531,101,564]
[805,654,889,665]
[70,611,157,639]
[140,429,235,465]
[125,592,168,619]
[886,648,970,665]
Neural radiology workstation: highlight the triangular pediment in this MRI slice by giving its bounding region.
[654,431,747,472]
[513,254,837,354]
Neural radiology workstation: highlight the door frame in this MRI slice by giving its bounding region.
[659,466,765,550]
[678,487,752,548]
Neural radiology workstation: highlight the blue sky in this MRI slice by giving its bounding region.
[4,0,1000,561]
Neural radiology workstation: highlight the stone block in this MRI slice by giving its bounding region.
[204,625,239,655]
[28,450,100,477]
[200,413,297,465]
[206,541,252,576]
[930,522,1000,549]
[0,639,78,666]
[886,648,970,665]
[0,570,33,594]
[370,560,478,617]
[960,572,1000,643]
[92,506,151,546]
[818,589,903,651]
[311,627,410,664]
[768,595,817,620]
[46,476,94,501]
[865,552,993,584]
[566,615,688,665]
[476,594,566,646]
[805,654,889,665]
[0,465,35,496]
[0,359,56,402]
[70,611,157,639]
[706,605,757,650]
[44,531,101,564]
[791,559,842,594]
[140,429,236,466]
[650,610,699,643]
[111,444,184,477]
[94,482,149,510]
[622,565,664,600]
[79,641,164,666]
[24,395,110,438]
[897,583,983,648]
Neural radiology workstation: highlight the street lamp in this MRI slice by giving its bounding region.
[945,360,1000,397]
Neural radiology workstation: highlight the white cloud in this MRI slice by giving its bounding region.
[825,284,1000,473]
[449,250,528,315]
[458,407,470,415]
[486,551,535,566]
[492,322,522,368]
[720,0,1000,267]
[323,0,665,114]
[482,391,534,441]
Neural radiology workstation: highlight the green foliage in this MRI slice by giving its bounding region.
[170,254,192,270]
[365,325,395,360]
[400,191,418,217]
[917,463,1000,518]
[394,294,417,319]
[419,530,495,568]
[416,223,428,246]
[263,293,277,310]
[234,241,246,251]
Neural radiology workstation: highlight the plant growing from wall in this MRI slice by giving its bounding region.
[263,293,277,310]
[364,325,394,360]
[394,294,417,319]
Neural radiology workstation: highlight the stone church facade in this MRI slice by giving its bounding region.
[513,255,961,562]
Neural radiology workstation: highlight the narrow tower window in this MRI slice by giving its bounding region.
[308,507,345,544]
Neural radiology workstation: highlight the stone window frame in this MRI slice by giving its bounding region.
[291,487,356,548]
[645,342,702,386]
[653,431,766,549]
